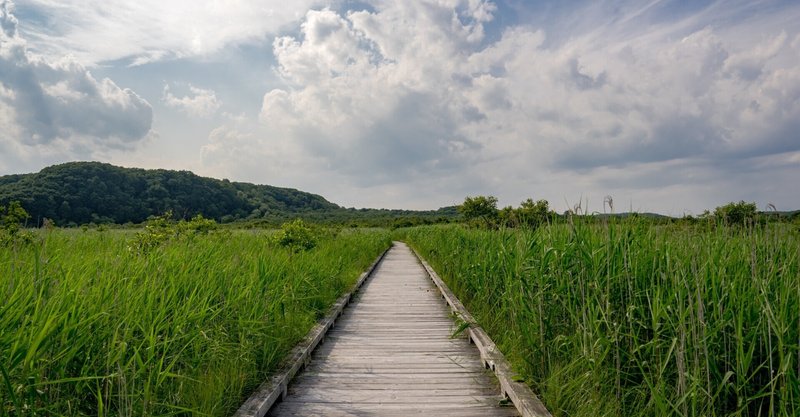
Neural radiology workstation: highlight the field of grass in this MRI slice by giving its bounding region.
[0,227,391,416]
[400,220,799,417]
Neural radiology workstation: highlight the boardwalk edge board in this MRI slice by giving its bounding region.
[409,245,554,417]
[233,245,393,417]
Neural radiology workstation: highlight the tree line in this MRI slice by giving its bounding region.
[1,161,796,229]
[457,196,799,228]
[0,162,339,226]
[0,162,458,227]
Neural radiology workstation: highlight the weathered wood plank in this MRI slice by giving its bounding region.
[283,387,504,401]
[288,380,497,390]
[269,403,520,417]
[411,245,553,417]
[264,242,518,417]
[233,247,391,417]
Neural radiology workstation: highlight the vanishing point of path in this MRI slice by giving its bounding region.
[268,242,518,416]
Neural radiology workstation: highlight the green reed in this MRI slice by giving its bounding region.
[1,228,390,416]
[400,220,799,417]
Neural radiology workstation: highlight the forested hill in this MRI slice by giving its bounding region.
[0,162,339,225]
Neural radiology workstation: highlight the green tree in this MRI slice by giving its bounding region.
[498,206,517,228]
[714,201,757,226]
[1,200,30,236]
[459,196,499,228]
[1,200,33,246]
[517,198,552,229]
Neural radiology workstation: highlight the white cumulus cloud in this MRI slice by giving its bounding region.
[0,0,152,171]
[209,0,800,211]
[9,0,795,213]
[162,84,220,118]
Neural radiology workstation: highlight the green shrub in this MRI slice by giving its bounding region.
[274,219,317,252]
[1,201,29,235]
[179,214,218,235]
[714,201,757,225]
[0,201,34,246]
[459,195,499,228]
[130,212,221,253]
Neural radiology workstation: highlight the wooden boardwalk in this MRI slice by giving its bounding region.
[267,242,518,416]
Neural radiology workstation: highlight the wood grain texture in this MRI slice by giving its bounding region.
[411,245,553,417]
[233,247,391,417]
[266,242,517,416]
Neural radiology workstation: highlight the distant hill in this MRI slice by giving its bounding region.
[0,162,339,225]
[0,162,459,226]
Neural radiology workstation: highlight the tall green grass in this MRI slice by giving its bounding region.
[1,228,390,416]
[400,221,799,417]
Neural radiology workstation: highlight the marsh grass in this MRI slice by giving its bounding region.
[0,228,390,416]
[400,220,799,417]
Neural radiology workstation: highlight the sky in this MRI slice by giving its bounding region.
[1,0,799,215]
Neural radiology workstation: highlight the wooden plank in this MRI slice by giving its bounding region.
[260,242,518,417]
[304,366,489,374]
[270,403,520,417]
[283,387,503,401]
[290,378,497,387]
[233,247,391,417]
[305,353,488,361]
[410,245,553,417]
